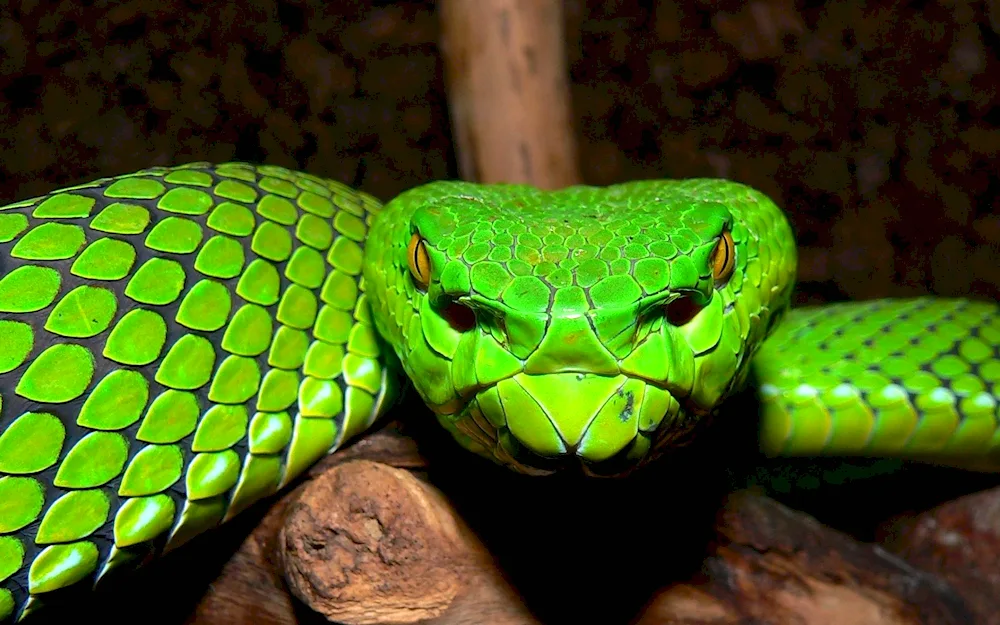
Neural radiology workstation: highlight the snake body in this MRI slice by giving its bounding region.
[0,162,996,621]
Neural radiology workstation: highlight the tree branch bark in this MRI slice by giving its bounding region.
[183,430,993,625]
[438,0,581,188]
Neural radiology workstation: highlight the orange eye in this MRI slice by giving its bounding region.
[711,230,735,285]
[407,233,431,289]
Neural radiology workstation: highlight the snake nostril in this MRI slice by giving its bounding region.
[443,302,477,332]
[665,295,704,327]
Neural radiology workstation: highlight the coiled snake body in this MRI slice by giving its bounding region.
[0,162,996,621]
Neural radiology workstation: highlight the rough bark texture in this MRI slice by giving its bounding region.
[172,427,999,625]
[183,494,300,625]
[881,487,1000,625]
[636,492,977,625]
[281,460,540,625]
[438,0,581,188]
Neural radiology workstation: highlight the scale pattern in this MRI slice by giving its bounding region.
[0,163,394,622]
[755,297,1000,467]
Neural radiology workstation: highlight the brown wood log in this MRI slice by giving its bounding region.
[182,493,300,625]
[634,491,978,625]
[179,424,429,625]
[881,486,1000,624]
[181,423,540,625]
[438,0,581,188]
[280,459,540,625]
[183,439,991,625]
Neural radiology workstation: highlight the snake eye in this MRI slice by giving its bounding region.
[407,233,431,290]
[711,229,735,286]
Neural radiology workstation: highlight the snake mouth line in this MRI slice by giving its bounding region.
[436,370,709,474]
[448,368,706,416]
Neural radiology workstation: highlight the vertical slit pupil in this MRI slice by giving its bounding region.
[414,241,429,282]
[713,230,735,283]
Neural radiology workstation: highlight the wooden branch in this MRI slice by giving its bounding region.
[168,422,995,625]
[881,486,1000,621]
[636,491,977,625]
[280,459,540,625]
[179,424,433,625]
[182,494,300,625]
[180,423,538,625]
[438,0,581,188]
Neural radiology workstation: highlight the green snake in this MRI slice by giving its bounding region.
[0,162,996,621]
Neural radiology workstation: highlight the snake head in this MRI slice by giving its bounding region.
[364,179,796,475]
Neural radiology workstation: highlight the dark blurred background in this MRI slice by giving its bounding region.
[1,0,998,308]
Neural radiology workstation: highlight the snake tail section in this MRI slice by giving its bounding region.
[755,297,1000,469]
[0,162,398,622]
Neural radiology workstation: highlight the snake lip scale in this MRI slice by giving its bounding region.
[0,162,996,622]
[439,363,705,466]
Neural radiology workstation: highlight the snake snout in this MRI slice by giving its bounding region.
[489,372,666,464]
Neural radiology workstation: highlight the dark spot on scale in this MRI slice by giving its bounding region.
[618,389,635,423]
[576,373,585,381]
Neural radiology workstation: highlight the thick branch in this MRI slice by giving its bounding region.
[438,0,581,188]
[280,459,539,625]
[882,485,1000,621]
[636,492,975,625]
[176,425,991,625]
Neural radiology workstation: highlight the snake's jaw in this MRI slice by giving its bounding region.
[482,372,685,464]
